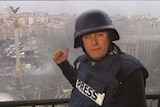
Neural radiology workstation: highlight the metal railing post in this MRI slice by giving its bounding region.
[0,95,160,107]
[158,99,160,107]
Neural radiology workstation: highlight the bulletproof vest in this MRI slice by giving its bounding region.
[69,53,148,107]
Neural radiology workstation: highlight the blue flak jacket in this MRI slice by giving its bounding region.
[58,53,148,107]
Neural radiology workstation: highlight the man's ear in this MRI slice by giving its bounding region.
[79,38,86,53]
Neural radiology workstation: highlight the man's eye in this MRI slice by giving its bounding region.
[83,35,90,39]
[97,33,104,36]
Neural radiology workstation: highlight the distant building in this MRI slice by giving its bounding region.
[117,34,160,67]
[28,17,34,25]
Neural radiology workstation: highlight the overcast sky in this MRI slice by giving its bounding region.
[0,1,160,17]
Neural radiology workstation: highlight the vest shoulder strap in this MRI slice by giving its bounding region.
[74,54,89,71]
[112,53,149,104]
[120,54,149,80]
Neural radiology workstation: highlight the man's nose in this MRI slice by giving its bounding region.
[91,35,98,45]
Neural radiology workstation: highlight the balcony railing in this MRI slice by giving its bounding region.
[0,93,159,107]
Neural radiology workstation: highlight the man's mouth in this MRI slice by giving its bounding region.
[91,48,101,51]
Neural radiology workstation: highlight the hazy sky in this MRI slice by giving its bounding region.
[0,1,160,17]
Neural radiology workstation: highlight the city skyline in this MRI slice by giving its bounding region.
[0,1,160,105]
[0,1,160,17]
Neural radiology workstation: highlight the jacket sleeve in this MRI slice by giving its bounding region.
[58,60,77,87]
[117,70,147,107]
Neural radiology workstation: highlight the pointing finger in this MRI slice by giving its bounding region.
[65,48,69,56]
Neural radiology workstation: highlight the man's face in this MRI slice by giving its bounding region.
[82,31,110,60]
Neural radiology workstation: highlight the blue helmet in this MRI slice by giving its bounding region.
[74,10,120,48]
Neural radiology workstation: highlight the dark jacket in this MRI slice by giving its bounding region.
[58,52,148,107]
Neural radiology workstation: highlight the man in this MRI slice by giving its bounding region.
[53,9,148,107]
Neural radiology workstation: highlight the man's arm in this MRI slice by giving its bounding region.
[58,60,77,87]
[117,70,147,107]
[53,48,77,86]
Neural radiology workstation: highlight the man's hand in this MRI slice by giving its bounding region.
[53,48,69,64]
